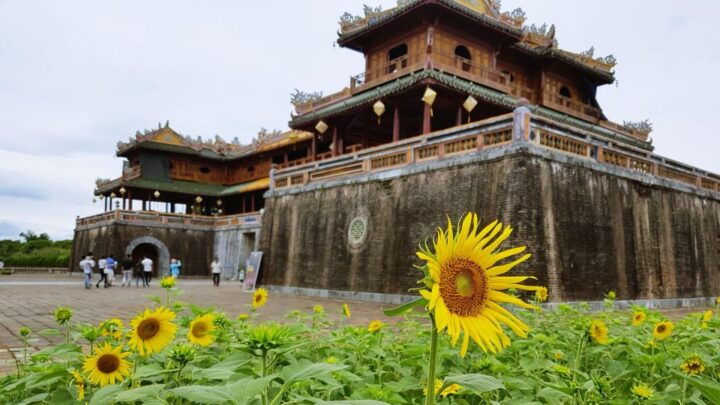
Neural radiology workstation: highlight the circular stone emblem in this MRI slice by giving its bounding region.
[347,216,368,249]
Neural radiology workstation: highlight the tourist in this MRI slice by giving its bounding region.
[170,258,180,278]
[96,255,107,288]
[211,257,222,287]
[79,252,95,289]
[105,255,116,287]
[121,254,133,287]
[141,255,153,287]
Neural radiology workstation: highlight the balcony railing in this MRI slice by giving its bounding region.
[350,52,426,92]
[76,210,262,229]
[544,93,602,122]
[273,110,720,195]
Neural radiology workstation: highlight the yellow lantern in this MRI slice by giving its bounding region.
[463,95,478,123]
[422,87,437,117]
[98,194,105,200]
[119,187,126,195]
[217,199,223,206]
[195,196,203,204]
[153,190,161,199]
[315,120,328,134]
[110,192,116,198]
[373,100,385,125]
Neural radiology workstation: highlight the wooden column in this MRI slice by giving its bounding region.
[392,107,400,142]
[142,200,146,211]
[332,127,339,156]
[311,134,317,161]
[338,132,344,155]
[250,193,255,212]
[422,103,432,134]
[127,191,132,211]
[456,107,463,126]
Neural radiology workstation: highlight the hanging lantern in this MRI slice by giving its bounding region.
[98,194,105,200]
[92,197,97,203]
[153,190,161,199]
[216,199,222,206]
[373,100,385,125]
[422,87,437,117]
[315,120,328,134]
[218,208,223,215]
[463,95,478,123]
[119,187,126,195]
[195,196,203,204]
[110,192,116,198]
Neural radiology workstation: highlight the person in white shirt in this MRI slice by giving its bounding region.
[210,257,222,287]
[96,255,108,288]
[79,253,96,289]
[141,256,153,287]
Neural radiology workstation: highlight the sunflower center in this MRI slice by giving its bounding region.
[439,258,488,316]
[137,318,160,340]
[192,322,208,338]
[657,325,666,333]
[97,354,119,373]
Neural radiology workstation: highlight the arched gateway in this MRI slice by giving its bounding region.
[125,236,170,277]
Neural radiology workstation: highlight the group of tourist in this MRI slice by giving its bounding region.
[78,252,155,289]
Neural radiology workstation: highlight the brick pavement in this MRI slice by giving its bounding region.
[0,273,399,375]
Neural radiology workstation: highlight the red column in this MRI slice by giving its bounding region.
[332,127,338,156]
[250,193,255,212]
[393,107,400,142]
[456,107,462,126]
[422,103,432,134]
[338,132,344,155]
[311,134,317,161]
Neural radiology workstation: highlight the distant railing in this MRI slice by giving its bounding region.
[273,109,720,195]
[76,210,262,229]
[544,93,602,122]
[350,52,426,91]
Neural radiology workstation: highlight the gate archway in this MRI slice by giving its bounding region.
[125,236,170,277]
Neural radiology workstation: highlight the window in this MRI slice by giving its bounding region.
[387,43,408,73]
[559,86,572,98]
[454,45,472,72]
[199,166,210,174]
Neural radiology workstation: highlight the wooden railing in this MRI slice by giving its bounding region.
[350,52,426,91]
[544,93,602,122]
[76,210,261,229]
[274,111,720,195]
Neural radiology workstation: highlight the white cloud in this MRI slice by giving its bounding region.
[0,0,718,239]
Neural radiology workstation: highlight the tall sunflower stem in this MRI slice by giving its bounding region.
[424,315,439,405]
[572,331,587,385]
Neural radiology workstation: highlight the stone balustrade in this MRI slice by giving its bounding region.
[76,210,262,230]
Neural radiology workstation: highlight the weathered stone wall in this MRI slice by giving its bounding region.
[70,223,216,277]
[259,147,720,301]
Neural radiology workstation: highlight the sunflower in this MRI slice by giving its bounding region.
[680,355,705,375]
[702,310,713,322]
[423,379,462,399]
[187,313,217,346]
[129,307,177,355]
[534,287,548,303]
[70,369,85,400]
[252,288,268,309]
[82,344,131,386]
[417,214,540,357]
[100,318,125,340]
[589,320,609,344]
[652,321,673,341]
[237,313,249,321]
[313,305,325,315]
[631,383,654,400]
[160,276,176,289]
[341,303,351,318]
[368,320,385,332]
[631,311,647,326]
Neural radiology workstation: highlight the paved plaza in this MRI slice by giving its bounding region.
[0,273,397,375]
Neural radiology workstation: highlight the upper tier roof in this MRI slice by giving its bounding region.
[337,0,616,81]
[116,124,312,161]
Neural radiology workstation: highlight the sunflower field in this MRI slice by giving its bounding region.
[2,214,720,404]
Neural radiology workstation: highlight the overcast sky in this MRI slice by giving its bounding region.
[1,1,718,240]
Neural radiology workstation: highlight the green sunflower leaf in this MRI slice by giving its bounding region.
[382,297,427,317]
[443,373,505,394]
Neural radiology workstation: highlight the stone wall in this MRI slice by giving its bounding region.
[259,146,720,301]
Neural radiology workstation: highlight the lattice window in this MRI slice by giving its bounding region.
[701,178,718,191]
[290,175,304,185]
[416,145,438,160]
[370,152,407,170]
[444,137,477,155]
[603,150,628,167]
[539,132,588,157]
[275,177,289,188]
[348,216,369,249]
[483,130,512,146]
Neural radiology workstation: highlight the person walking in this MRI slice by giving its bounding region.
[141,255,153,287]
[170,258,180,278]
[105,255,116,287]
[211,257,222,287]
[121,254,134,287]
[96,255,107,288]
[79,252,95,289]
[134,260,144,287]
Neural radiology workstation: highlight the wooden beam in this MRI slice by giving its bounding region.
[311,133,317,161]
[393,106,400,142]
